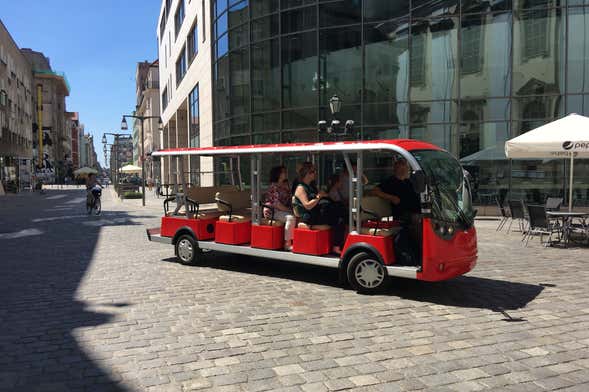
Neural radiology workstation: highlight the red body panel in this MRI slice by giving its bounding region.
[215,221,252,245]
[342,234,395,265]
[160,216,217,240]
[292,228,332,255]
[418,218,477,281]
[251,225,284,250]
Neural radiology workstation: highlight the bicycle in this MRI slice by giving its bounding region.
[86,186,102,215]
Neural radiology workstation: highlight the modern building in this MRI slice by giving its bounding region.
[134,60,162,183]
[21,48,71,184]
[158,0,212,186]
[0,20,34,192]
[158,0,589,205]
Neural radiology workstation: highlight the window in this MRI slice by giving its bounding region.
[160,12,166,38]
[162,86,168,111]
[189,84,200,147]
[0,90,6,106]
[175,0,185,38]
[410,32,426,85]
[176,47,187,86]
[188,22,199,63]
[461,17,484,75]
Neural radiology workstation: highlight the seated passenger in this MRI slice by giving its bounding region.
[263,165,293,222]
[293,162,346,254]
[327,173,344,203]
[370,158,420,265]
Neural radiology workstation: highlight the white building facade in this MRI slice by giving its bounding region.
[157,0,213,186]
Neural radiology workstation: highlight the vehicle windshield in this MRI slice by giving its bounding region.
[411,149,475,227]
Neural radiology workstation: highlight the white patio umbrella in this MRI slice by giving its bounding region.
[119,164,142,174]
[74,167,98,176]
[505,113,589,211]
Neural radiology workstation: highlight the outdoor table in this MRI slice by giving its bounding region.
[546,211,589,247]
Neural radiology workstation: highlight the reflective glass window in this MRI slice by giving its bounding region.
[188,22,199,63]
[253,111,281,132]
[462,0,512,13]
[283,107,317,130]
[566,94,589,114]
[229,1,250,26]
[410,18,459,100]
[252,0,278,17]
[176,46,187,86]
[252,14,279,41]
[281,6,317,34]
[410,101,456,124]
[363,0,409,22]
[461,12,511,98]
[229,23,249,49]
[567,7,589,94]
[512,95,562,134]
[252,39,281,111]
[319,0,362,27]
[230,48,250,115]
[217,12,228,37]
[216,0,228,17]
[411,0,458,18]
[231,115,250,135]
[364,21,410,103]
[460,98,510,122]
[175,0,185,38]
[282,31,318,108]
[217,33,229,58]
[281,0,316,10]
[189,84,200,148]
[513,8,564,95]
[319,26,362,105]
[363,102,409,126]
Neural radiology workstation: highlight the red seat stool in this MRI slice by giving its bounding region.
[251,223,284,250]
[292,227,332,255]
[215,219,251,245]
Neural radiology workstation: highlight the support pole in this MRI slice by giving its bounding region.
[141,119,146,206]
[568,153,574,212]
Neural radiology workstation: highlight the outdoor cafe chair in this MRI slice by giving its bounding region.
[545,197,563,212]
[524,204,562,247]
[507,200,527,235]
[496,196,510,232]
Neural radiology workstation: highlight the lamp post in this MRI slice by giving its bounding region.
[121,115,163,207]
[102,132,131,193]
[317,95,354,141]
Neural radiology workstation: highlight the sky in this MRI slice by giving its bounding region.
[2,1,161,167]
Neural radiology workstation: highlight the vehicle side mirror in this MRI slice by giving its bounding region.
[411,170,426,193]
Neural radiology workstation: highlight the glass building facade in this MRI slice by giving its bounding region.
[212,0,589,205]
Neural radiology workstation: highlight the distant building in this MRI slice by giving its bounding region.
[0,20,34,192]
[135,60,162,183]
[21,48,70,184]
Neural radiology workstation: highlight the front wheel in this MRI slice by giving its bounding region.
[175,234,200,265]
[346,252,389,294]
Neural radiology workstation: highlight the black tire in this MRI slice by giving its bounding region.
[346,251,389,294]
[94,198,101,215]
[175,234,200,265]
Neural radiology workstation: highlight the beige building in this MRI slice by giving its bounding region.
[157,0,213,186]
[21,48,70,183]
[134,60,162,182]
[0,20,34,192]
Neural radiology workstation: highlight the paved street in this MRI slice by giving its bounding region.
[1,188,589,392]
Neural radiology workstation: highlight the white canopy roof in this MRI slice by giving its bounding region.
[505,114,589,159]
[119,164,142,173]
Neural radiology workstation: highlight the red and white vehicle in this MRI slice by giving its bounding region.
[147,139,477,293]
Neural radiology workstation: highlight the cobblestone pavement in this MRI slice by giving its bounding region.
[1,188,589,392]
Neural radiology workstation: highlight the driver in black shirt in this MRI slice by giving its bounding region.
[371,158,420,223]
[370,158,420,265]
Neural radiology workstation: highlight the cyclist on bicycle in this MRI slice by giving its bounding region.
[86,173,102,207]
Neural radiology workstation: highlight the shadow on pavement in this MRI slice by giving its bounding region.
[166,253,543,313]
[0,189,142,391]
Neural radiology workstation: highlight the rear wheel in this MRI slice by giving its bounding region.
[175,234,200,265]
[94,197,101,215]
[346,252,388,294]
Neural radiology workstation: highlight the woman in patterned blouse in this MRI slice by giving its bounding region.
[263,165,293,222]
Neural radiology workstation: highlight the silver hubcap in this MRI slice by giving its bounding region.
[355,259,385,288]
[178,239,193,262]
